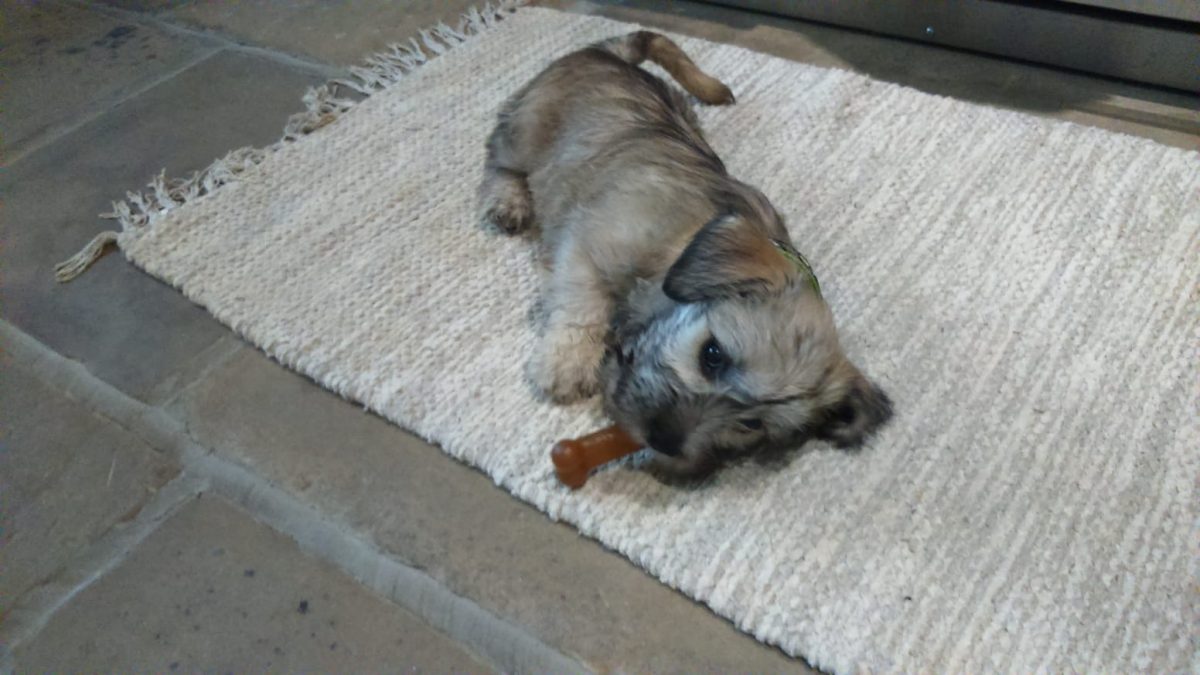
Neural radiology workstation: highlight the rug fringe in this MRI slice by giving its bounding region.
[55,0,527,282]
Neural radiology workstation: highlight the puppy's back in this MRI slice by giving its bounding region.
[497,32,729,173]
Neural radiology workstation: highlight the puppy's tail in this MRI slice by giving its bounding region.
[595,31,735,105]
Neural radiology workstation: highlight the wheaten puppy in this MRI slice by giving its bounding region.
[480,31,891,476]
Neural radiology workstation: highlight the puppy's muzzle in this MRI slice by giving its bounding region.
[646,412,686,457]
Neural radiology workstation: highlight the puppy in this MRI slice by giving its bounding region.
[480,31,892,476]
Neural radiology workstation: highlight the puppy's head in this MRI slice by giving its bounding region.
[601,211,892,477]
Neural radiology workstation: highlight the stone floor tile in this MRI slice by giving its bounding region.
[95,0,193,11]
[1,50,322,404]
[166,0,486,67]
[12,496,493,673]
[0,1,214,162]
[0,357,179,610]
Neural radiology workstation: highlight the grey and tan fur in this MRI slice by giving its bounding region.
[480,31,892,476]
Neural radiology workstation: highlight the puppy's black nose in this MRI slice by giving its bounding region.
[646,417,685,457]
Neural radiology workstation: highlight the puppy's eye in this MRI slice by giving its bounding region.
[699,337,727,379]
[738,418,764,431]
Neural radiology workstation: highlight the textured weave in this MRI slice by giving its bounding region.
[106,8,1199,672]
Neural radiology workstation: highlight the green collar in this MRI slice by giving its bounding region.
[771,239,821,297]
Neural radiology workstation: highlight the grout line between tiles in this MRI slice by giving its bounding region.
[0,320,590,674]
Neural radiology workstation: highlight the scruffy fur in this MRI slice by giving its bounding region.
[480,31,892,476]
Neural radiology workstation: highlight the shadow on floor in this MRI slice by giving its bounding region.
[575,0,1199,135]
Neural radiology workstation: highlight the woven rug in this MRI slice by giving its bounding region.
[62,5,1199,672]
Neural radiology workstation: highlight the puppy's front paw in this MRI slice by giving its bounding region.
[528,326,604,404]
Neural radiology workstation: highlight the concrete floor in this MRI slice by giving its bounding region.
[2,1,1196,672]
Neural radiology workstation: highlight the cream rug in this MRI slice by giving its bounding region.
[61,5,1199,672]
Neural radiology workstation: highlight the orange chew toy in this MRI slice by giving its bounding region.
[551,425,642,489]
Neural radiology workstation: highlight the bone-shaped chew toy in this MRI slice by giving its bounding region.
[551,425,642,489]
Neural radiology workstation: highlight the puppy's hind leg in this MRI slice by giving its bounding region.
[479,167,532,235]
[479,119,534,235]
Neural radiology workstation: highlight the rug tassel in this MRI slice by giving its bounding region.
[55,230,120,282]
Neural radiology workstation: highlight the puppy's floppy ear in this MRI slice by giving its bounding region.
[815,372,893,449]
[663,214,795,303]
